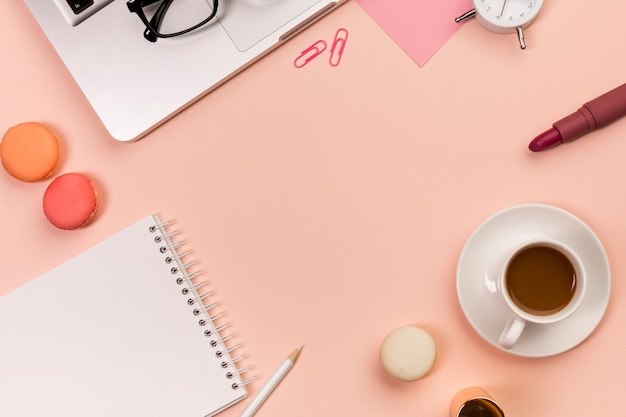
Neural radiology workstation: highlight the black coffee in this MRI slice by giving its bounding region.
[458,398,504,417]
[505,245,576,316]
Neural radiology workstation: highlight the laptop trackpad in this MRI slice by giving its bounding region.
[218,0,321,52]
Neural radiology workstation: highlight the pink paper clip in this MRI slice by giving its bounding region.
[329,28,348,67]
[294,40,327,68]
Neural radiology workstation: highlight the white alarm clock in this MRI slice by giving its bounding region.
[456,0,544,49]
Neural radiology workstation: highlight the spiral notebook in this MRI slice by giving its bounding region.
[0,215,250,417]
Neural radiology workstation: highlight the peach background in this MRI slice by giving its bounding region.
[1,1,626,417]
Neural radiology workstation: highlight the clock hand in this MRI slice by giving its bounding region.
[499,0,508,18]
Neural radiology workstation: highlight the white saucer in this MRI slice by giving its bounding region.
[456,203,611,358]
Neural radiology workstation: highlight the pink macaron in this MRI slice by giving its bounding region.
[43,173,99,230]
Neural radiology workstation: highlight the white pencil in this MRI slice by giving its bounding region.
[239,346,303,417]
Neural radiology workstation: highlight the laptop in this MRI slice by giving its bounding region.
[23,0,345,141]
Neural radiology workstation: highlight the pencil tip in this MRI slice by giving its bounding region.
[288,345,303,362]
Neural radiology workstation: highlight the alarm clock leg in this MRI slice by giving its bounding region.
[516,26,526,49]
[455,9,476,23]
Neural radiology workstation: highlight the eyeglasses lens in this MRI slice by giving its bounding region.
[143,0,216,36]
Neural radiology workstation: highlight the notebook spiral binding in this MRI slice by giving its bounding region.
[149,219,253,390]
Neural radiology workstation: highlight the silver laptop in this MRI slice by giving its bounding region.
[23,0,345,141]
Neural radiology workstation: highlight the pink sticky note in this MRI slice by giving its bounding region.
[355,0,472,67]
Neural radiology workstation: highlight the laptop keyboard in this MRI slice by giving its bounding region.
[54,0,114,26]
[66,0,94,14]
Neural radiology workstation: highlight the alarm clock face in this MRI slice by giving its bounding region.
[473,0,543,33]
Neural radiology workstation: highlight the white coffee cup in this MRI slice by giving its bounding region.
[497,237,587,349]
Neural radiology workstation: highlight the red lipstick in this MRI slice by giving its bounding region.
[528,83,626,152]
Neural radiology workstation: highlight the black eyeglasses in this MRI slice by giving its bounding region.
[127,0,219,43]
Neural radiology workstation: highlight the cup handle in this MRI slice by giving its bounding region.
[498,314,526,349]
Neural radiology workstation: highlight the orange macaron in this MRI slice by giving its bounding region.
[43,173,99,230]
[1,122,60,182]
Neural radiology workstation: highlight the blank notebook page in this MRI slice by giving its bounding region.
[0,215,247,417]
